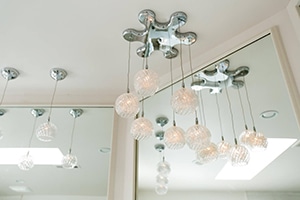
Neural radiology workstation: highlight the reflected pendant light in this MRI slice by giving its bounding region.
[155,143,169,195]
[115,42,140,118]
[62,108,83,169]
[18,109,44,170]
[36,68,67,142]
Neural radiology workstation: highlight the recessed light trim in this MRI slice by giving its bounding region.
[99,147,111,153]
[259,110,278,119]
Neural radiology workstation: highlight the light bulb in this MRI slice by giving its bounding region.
[217,140,232,159]
[157,161,171,176]
[134,68,159,97]
[130,117,154,141]
[185,124,211,151]
[164,125,185,150]
[249,132,268,151]
[115,93,140,118]
[36,121,57,142]
[156,174,169,185]
[18,154,34,171]
[229,144,250,166]
[155,184,168,195]
[196,143,218,165]
[239,129,255,147]
[62,153,78,169]
[171,87,198,115]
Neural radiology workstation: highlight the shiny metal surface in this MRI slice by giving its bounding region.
[1,67,19,80]
[50,68,67,81]
[69,108,83,118]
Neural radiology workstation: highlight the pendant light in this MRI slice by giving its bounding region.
[115,42,140,118]
[62,108,82,169]
[36,68,67,142]
[18,109,44,170]
[155,143,170,195]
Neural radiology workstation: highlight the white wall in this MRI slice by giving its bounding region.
[109,3,300,200]
[0,195,106,200]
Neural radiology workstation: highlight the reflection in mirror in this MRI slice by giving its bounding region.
[136,32,300,199]
[0,106,114,200]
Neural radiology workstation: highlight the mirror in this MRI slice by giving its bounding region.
[0,106,114,199]
[136,30,300,199]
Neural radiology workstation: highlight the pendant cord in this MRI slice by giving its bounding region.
[141,99,145,117]
[197,91,203,125]
[145,57,148,70]
[170,58,176,123]
[69,117,76,153]
[0,79,9,106]
[188,45,194,83]
[28,117,38,148]
[126,42,131,93]
[179,33,185,88]
[224,85,237,143]
[237,86,248,130]
[198,91,206,126]
[243,77,256,131]
[47,80,58,122]
[215,93,224,140]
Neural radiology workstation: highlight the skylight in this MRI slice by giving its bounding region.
[215,138,297,180]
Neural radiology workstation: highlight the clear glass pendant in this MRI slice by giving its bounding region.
[185,124,211,151]
[18,153,34,171]
[217,140,232,159]
[157,161,171,176]
[229,144,250,166]
[134,68,159,97]
[62,153,78,169]
[164,125,185,150]
[155,184,168,195]
[196,143,218,165]
[130,117,154,141]
[36,121,57,142]
[171,87,198,115]
[239,129,255,147]
[249,132,268,151]
[115,93,140,118]
[156,174,169,185]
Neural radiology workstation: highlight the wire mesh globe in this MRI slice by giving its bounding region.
[217,140,232,159]
[156,174,169,185]
[62,153,78,169]
[36,121,57,142]
[130,117,154,141]
[18,154,34,171]
[155,184,168,195]
[239,129,255,147]
[134,68,159,97]
[229,144,250,166]
[196,143,219,165]
[171,87,198,115]
[185,124,211,151]
[157,161,171,176]
[115,93,140,118]
[249,132,268,151]
[164,125,185,150]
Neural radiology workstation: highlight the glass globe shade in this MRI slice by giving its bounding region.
[36,121,57,142]
[134,68,159,97]
[196,143,219,165]
[130,117,154,141]
[155,184,168,195]
[185,124,211,151]
[217,140,232,159]
[164,126,185,150]
[156,174,169,185]
[18,154,34,171]
[229,144,250,166]
[62,153,78,169]
[249,132,268,151]
[239,129,255,147]
[157,161,171,176]
[171,87,198,115]
[115,93,140,118]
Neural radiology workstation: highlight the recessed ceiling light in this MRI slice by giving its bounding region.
[259,110,278,119]
[99,147,111,153]
[0,148,64,165]
[215,138,297,180]
[15,179,25,184]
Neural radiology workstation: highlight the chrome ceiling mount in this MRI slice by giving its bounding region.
[155,143,165,152]
[1,67,19,80]
[156,116,169,127]
[31,109,45,118]
[191,59,249,93]
[70,109,83,118]
[0,109,5,116]
[50,68,67,81]
[123,9,197,59]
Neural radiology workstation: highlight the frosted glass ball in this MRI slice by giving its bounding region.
[171,88,198,115]
[62,153,78,169]
[155,184,168,195]
[36,121,57,142]
[196,143,219,165]
[164,126,185,150]
[134,68,159,97]
[185,124,211,151]
[217,140,232,159]
[239,129,255,147]
[249,132,268,151]
[157,161,171,176]
[156,174,169,185]
[130,117,154,141]
[115,93,140,118]
[18,154,34,171]
[229,145,250,166]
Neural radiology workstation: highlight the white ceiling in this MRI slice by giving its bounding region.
[0,0,298,198]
